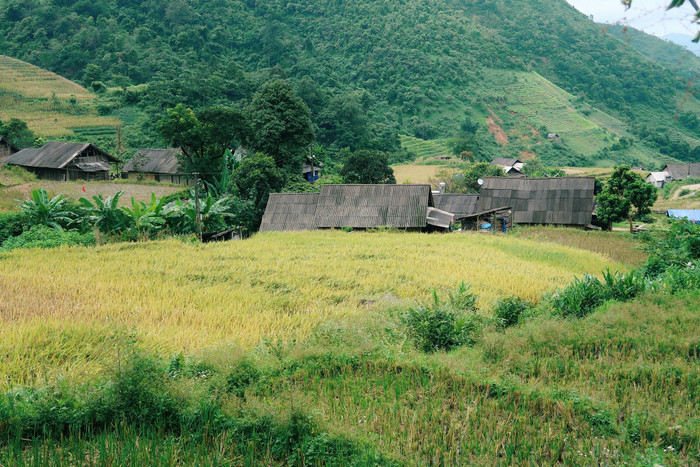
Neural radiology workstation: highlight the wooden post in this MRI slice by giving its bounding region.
[194,172,202,242]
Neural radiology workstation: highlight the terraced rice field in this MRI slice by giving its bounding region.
[0,55,121,137]
[399,134,452,159]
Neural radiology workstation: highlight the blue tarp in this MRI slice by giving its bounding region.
[667,210,700,224]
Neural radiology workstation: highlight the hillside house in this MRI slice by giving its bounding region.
[0,137,18,163]
[476,177,596,226]
[662,163,700,181]
[646,171,672,188]
[490,157,525,176]
[5,141,119,181]
[123,148,190,184]
[259,184,454,232]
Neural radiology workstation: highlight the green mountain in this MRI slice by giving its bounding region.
[1,0,699,168]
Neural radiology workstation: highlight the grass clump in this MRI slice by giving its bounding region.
[402,282,481,352]
[493,296,532,328]
[0,225,95,251]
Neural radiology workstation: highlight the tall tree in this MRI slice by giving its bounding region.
[230,152,285,228]
[340,150,396,184]
[159,104,248,184]
[596,165,658,232]
[247,80,315,176]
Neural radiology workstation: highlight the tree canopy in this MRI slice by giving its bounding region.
[340,150,396,185]
[595,165,658,232]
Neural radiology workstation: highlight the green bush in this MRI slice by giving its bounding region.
[552,274,607,318]
[1,225,95,251]
[0,211,25,245]
[601,269,646,302]
[403,283,481,352]
[493,296,531,328]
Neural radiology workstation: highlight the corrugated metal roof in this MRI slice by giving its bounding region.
[315,184,432,229]
[433,194,480,219]
[259,193,319,232]
[491,157,521,167]
[476,177,595,226]
[123,148,183,174]
[667,209,700,223]
[663,163,700,180]
[5,141,118,168]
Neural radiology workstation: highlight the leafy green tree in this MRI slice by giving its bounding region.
[447,163,505,194]
[0,118,37,149]
[159,104,248,185]
[247,80,315,175]
[230,153,285,228]
[340,150,396,184]
[596,165,658,232]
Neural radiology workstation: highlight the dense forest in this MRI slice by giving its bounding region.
[1,0,699,167]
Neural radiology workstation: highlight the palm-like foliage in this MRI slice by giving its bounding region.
[78,191,128,234]
[19,188,73,230]
[120,195,166,239]
[163,189,233,234]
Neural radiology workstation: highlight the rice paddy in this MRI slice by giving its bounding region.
[0,230,624,390]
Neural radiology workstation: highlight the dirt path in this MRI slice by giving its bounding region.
[671,183,700,200]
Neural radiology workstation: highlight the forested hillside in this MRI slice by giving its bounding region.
[1,0,699,167]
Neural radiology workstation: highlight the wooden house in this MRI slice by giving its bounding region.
[259,184,454,232]
[646,171,671,188]
[476,177,596,226]
[5,141,119,181]
[0,137,18,163]
[662,163,700,181]
[123,148,190,184]
[490,157,525,177]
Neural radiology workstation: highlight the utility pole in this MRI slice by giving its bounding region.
[194,172,202,242]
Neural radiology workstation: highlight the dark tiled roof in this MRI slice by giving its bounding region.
[123,148,183,174]
[315,184,432,229]
[6,141,118,168]
[259,193,319,232]
[663,163,700,180]
[476,177,595,226]
[433,194,480,219]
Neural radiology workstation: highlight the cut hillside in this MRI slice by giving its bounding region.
[0,55,121,140]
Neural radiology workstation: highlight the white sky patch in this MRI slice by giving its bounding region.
[566,0,697,38]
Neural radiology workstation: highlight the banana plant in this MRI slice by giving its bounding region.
[19,188,73,230]
[120,195,166,239]
[78,191,129,234]
[163,189,233,234]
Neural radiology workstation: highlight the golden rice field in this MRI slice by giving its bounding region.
[0,55,93,100]
[0,230,626,390]
[392,164,450,185]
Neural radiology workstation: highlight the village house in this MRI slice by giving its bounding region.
[661,163,700,182]
[5,141,119,181]
[490,157,525,177]
[122,148,191,184]
[0,137,18,163]
[476,176,596,226]
[646,171,672,188]
[260,184,454,232]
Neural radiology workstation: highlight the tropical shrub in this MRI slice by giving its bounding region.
[403,283,481,352]
[493,296,531,328]
[18,188,74,230]
[0,211,25,245]
[552,274,607,318]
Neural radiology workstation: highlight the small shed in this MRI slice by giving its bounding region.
[259,193,320,232]
[667,210,700,224]
[123,148,190,184]
[433,194,480,220]
[646,171,671,188]
[5,141,119,181]
[476,177,596,226]
[302,163,321,182]
[0,137,18,162]
[662,163,700,181]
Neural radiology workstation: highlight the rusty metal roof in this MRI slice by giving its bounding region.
[5,141,118,168]
[476,177,595,226]
[123,148,183,174]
